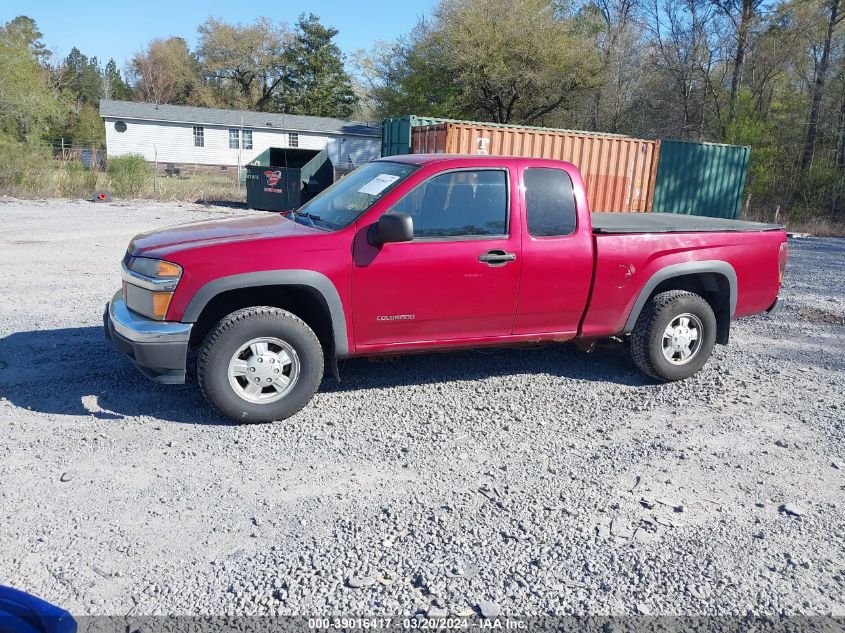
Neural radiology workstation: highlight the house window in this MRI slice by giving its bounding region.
[242,129,253,150]
[193,126,204,148]
[229,129,239,149]
[114,120,127,133]
[289,132,298,148]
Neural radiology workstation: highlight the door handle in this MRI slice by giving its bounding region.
[478,249,517,265]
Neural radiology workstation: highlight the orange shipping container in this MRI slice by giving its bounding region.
[411,122,660,213]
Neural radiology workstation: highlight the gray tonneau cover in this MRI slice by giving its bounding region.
[591,212,783,234]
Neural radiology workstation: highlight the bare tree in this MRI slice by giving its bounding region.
[837,67,845,168]
[800,0,844,171]
[645,0,722,137]
[711,0,767,121]
[129,38,199,105]
[196,17,291,111]
[589,0,643,131]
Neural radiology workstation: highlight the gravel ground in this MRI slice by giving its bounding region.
[0,197,843,618]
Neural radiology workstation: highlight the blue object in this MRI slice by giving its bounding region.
[79,150,105,171]
[0,586,76,633]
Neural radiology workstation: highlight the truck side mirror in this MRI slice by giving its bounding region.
[368,212,413,246]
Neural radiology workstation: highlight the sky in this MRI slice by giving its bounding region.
[1,0,436,69]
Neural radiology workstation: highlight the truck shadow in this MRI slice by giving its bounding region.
[328,342,648,393]
[0,326,648,425]
[0,326,229,425]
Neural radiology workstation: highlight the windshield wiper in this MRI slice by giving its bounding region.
[302,211,325,225]
[291,209,339,230]
[289,209,313,226]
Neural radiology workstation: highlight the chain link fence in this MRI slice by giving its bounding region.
[49,139,107,170]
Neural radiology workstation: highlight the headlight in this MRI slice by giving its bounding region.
[128,256,182,279]
[122,256,183,320]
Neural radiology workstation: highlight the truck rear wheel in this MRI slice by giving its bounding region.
[630,290,717,382]
[197,307,324,423]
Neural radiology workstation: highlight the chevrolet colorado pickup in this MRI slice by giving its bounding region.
[105,155,787,423]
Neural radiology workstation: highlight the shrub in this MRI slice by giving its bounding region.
[59,159,99,197]
[0,138,55,196]
[106,154,150,197]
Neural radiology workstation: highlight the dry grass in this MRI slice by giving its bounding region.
[742,209,845,237]
[780,216,845,237]
[149,173,245,203]
[1,163,245,204]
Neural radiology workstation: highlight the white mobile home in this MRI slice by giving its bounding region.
[100,100,382,172]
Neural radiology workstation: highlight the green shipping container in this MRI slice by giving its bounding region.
[382,115,450,156]
[652,140,750,220]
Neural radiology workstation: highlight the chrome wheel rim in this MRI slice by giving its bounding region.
[227,337,300,404]
[661,313,704,365]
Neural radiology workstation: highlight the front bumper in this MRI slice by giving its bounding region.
[766,296,784,317]
[103,291,192,384]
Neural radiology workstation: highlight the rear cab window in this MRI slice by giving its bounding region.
[524,168,577,237]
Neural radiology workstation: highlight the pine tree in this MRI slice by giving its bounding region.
[4,16,50,61]
[104,58,132,100]
[62,47,102,105]
[277,14,358,118]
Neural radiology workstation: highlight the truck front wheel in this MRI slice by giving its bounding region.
[630,290,717,382]
[197,307,324,423]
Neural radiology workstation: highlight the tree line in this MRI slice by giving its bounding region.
[130,14,356,118]
[1,0,844,222]
[354,0,845,222]
[0,13,358,149]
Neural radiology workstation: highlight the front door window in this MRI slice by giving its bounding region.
[392,169,508,239]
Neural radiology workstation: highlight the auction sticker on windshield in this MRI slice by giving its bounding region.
[358,173,401,196]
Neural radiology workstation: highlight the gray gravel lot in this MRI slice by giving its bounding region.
[1,197,843,618]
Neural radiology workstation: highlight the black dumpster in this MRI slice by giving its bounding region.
[245,148,333,211]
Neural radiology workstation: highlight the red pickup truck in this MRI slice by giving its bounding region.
[105,155,787,423]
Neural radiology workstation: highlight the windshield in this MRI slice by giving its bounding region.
[291,161,418,230]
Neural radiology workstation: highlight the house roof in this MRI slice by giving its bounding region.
[99,100,382,138]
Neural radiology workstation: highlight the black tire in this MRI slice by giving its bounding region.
[630,290,717,382]
[197,307,324,423]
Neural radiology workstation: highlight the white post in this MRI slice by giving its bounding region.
[153,145,158,195]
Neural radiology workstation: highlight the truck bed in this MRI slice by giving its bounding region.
[591,212,783,234]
